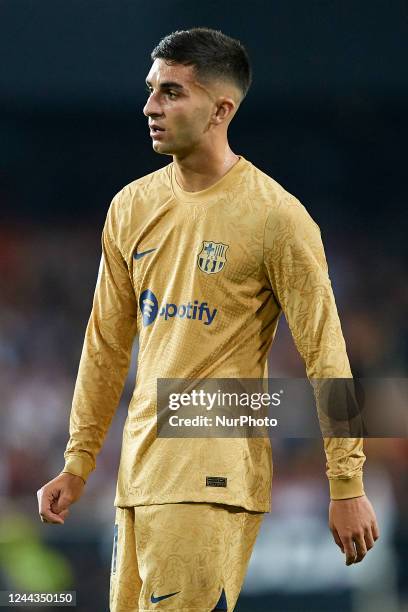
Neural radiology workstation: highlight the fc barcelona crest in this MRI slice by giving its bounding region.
[197,241,229,274]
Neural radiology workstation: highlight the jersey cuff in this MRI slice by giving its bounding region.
[62,453,94,483]
[329,474,365,500]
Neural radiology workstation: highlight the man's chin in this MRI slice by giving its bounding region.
[152,140,174,155]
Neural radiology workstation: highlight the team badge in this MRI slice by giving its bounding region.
[197,241,228,274]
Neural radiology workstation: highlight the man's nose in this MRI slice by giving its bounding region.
[143,93,163,118]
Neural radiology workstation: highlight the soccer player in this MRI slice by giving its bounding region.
[37,28,379,612]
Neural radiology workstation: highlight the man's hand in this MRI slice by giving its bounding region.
[37,472,85,525]
[329,494,379,565]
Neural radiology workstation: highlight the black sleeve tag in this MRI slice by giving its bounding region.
[206,476,227,488]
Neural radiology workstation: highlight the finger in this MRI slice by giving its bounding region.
[331,528,344,553]
[353,534,367,563]
[39,486,60,512]
[51,494,73,514]
[341,536,357,566]
[37,488,65,524]
[364,526,375,551]
[39,511,64,525]
[372,520,380,541]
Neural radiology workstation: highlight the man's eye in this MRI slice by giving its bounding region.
[167,91,178,99]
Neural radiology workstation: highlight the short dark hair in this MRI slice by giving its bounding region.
[151,27,252,99]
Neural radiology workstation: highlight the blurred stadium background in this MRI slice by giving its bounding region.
[1,1,407,610]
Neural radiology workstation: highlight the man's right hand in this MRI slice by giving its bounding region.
[37,472,85,525]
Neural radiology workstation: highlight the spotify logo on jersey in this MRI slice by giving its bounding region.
[139,289,218,327]
[139,289,159,326]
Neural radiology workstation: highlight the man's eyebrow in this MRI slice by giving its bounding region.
[145,79,186,91]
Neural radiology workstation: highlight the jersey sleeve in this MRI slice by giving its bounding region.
[62,191,138,482]
[263,195,365,500]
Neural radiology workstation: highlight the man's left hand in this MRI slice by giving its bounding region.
[329,494,379,565]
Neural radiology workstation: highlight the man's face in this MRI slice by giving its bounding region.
[143,59,215,156]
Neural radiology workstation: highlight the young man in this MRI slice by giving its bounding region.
[37,28,379,612]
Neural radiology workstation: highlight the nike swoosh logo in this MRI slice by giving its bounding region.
[150,591,180,604]
[134,248,157,260]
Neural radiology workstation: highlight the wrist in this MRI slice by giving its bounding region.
[63,453,94,483]
[329,473,364,500]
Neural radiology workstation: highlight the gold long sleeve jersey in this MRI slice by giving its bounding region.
[63,156,365,511]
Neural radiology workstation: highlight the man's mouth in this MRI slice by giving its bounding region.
[149,124,165,133]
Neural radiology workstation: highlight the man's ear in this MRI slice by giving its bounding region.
[212,97,236,125]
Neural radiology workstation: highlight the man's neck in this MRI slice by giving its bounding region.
[173,145,239,193]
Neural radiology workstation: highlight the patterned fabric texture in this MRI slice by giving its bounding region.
[63,156,365,507]
[109,502,263,612]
